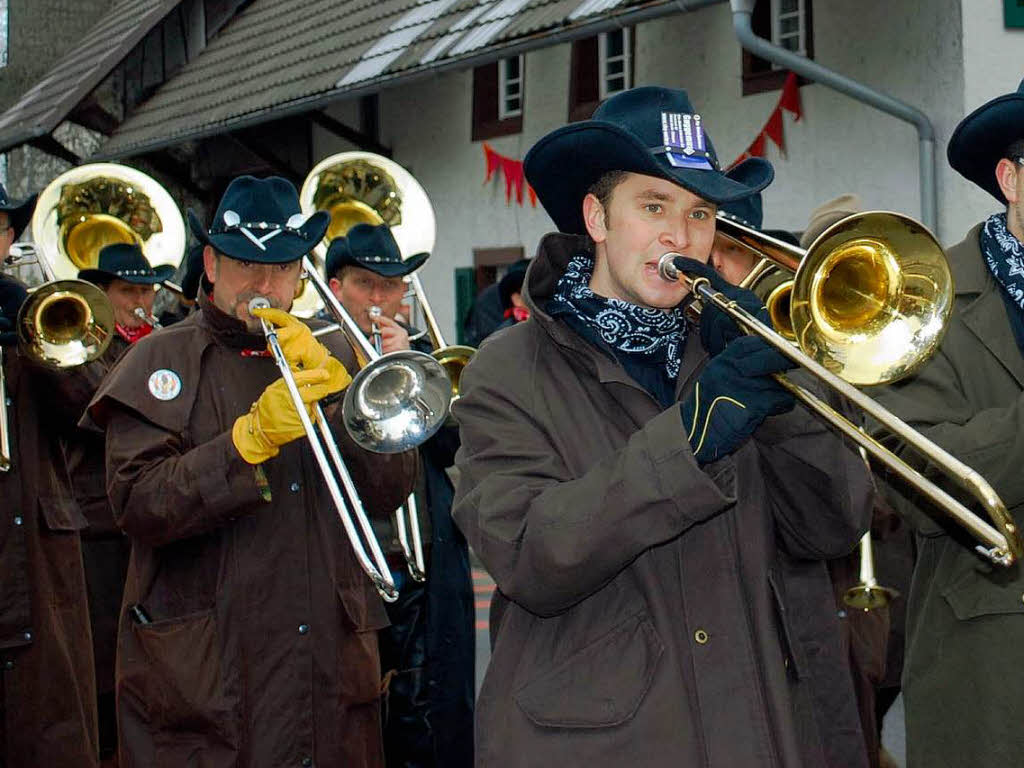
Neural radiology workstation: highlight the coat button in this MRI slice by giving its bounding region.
[837,609,848,619]
[13,516,22,526]
[694,629,709,644]
[298,623,309,635]
[301,757,312,767]
[23,631,31,641]
[290,482,300,492]
[3,660,13,670]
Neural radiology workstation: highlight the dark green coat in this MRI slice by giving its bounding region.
[870,223,1024,767]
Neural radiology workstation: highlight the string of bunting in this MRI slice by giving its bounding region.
[482,142,537,208]
[729,71,803,168]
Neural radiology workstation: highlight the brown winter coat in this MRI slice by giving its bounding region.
[452,233,874,768]
[85,292,418,768]
[869,223,1024,767]
[0,349,99,767]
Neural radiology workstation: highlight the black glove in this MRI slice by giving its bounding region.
[0,316,15,348]
[680,335,797,464]
[673,257,771,357]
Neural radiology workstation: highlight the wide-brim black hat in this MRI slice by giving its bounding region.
[524,86,773,235]
[325,222,428,278]
[0,183,37,240]
[189,175,329,264]
[78,242,175,285]
[948,77,1024,204]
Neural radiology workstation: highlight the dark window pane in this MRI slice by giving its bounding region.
[606,30,623,57]
[780,17,799,35]
[607,77,625,93]
[606,59,623,76]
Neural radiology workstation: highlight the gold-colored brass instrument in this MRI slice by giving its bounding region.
[31,163,186,282]
[250,296,399,602]
[660,212,1023,566]
[844,441,899,611]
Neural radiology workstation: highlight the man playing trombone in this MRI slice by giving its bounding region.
[870,76,1024,766]
[326,222,474,768]
[83,176,417,767]
[452,86,873,767]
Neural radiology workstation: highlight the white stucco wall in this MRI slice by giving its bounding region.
[310,0,1008,341]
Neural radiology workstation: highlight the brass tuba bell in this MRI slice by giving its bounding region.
[31,163,186,281]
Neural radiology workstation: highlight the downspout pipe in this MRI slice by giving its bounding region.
[730,0,936,232]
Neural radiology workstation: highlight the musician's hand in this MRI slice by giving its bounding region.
[376,314,411,354]
[673,257,771,357]
[232,367,348,464]
[251,307,331,370]
[680,335,796,465]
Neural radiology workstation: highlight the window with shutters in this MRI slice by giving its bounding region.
[742,0,813,95]
[472,59,524,141]
[569,28,634,122]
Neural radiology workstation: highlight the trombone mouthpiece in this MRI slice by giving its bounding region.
[657,252,684,282]
[248,297,271,313]
[369,306,382,320]
[133,307,148,320]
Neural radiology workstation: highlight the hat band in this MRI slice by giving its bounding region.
[209,221,307,235]
[115,269,158,277]
[649,144,720,171]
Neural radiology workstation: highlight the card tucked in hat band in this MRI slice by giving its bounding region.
[658,113,717,170]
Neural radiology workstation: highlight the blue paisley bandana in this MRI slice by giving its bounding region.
[981,213,1024,310]
[549,251,687,380]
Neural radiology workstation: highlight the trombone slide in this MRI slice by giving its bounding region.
[659,253,1022,566]
[0,348,9,472]
[252,298,398,601]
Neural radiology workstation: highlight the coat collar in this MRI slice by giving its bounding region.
[523,232,707,394]
[949,223,1024,387]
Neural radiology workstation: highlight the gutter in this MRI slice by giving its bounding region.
[730,0,937,232]
[94,0,729,161]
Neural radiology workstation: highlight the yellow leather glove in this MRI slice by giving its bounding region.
[251,307,331,371]
[232,367,341,464]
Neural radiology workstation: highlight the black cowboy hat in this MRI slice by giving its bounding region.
[188,176,329,264]
[524,86,774,235]
[325,223,428,279]
[948,77,1024,204]
[0,183,37,240]
[720,192,800,247]
[78,242,175,285]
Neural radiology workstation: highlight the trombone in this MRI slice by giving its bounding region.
[370,304,426,582]
[250,296,399,601]
[303,261,451,582]
[659,211,1023,566]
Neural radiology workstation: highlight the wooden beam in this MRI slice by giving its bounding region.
[28,134,81,166]
[308,111,392,158]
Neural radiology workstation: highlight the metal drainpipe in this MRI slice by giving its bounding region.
[730,0,936,232]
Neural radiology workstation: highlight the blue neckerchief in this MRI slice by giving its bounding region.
[980,213,1024,357]
[548,251,687,386]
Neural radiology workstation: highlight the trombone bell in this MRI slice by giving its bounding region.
[18,280,114,368]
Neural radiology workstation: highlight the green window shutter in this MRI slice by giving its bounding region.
[454,267,477,345]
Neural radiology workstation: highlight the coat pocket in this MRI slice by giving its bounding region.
[942,569,1024,620]
[37,494,88,532]
[127,609,239,744]
[513,612,663,728]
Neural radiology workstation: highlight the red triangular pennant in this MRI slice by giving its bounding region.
[527,183,537,208]
[764,107,784,150]
[483,143,501,183]
[748,132,767,158]
[779,71,802,121]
